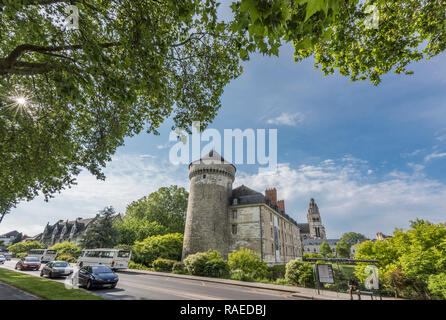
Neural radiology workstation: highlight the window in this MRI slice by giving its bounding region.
[232,224,237,235]
[272,243,274,253]
[203,174,206,178]
[232,198,238,205]
[270,213,272,222]
[232,210,237,219]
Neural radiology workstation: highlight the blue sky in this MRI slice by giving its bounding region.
[2,13,446,239]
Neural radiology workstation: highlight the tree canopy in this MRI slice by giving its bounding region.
[79,206,120,248]
[0,0,241,213]
[319,241,332,257]
[117,185,189,242]
[354,220,446,299]
[341,232,366,244]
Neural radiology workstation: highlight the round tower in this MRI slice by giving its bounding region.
[182,150,236,259]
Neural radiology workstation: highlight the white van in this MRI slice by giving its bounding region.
[28,249,58,263]
[77,249,131,271]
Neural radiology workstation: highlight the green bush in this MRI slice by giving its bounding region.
[285,259,315,288]
[267,265,286,280]
[128,261,152,271]
[228,247,269,280]
[153,258,177,272]
[56,254,75,262]
[184,250,229,278]
[172,261,186,274]
[15,252,27,259]
[8,241,45,256]
[428,273,446,300]
[132,233,183,267]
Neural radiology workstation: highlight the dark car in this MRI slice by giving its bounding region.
[77,265,119,290]
[15,256,41,271]
[40,261,73,278]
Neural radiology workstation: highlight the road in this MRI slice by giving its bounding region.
[0,259,306,300]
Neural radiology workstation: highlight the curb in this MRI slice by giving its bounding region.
[121,269,341,300]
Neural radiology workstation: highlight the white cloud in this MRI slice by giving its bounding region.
[235,159,446,239]
[0,154,189,236]
[424,152,446,162]
[266,112,304,126]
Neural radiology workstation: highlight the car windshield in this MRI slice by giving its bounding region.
[91,266,113,274]
[25,257,39,262]
[54,262,69,267]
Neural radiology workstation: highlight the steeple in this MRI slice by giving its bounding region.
[307,198,326,239]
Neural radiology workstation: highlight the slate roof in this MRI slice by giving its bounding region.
[303,238,340,246]
[296,223,310,234]
[0,230,21,238]
[189,150,236,171]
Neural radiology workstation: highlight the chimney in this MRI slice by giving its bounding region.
[277,200,285,212]
[265,188,277,204]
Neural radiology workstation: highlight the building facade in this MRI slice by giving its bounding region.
[182,150,327,264]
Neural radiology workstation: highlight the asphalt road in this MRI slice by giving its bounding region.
[0,259,306,300]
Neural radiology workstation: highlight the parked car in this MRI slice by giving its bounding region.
[15,256,41,271]
[40,261,73,278]
[0,252,11,260]
[76,265,119,290]
[0,255,6,264]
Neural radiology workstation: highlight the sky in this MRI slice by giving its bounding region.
[2,6,446,239]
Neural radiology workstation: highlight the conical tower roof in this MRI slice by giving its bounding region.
[189,150,236,170]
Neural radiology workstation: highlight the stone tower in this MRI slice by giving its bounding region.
[182,150,236,259]
[307,198,326,239]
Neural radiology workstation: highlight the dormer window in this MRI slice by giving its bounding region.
[232,198,238,205]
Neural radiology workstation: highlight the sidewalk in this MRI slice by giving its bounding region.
[0,281,39,300]
[122,269,395,300]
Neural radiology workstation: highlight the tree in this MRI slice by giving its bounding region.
[354,221,446,299]
[319,241,332,257]
[230,0,445,85]
[48,241,82,259]
[335,240,351,258]
[341,232,366,244]
[0,0,242,214]
[79,207,120,249]
[132,233,183,267]
[122,186,189,236]
[7,240,45,256]
[115,219,168,246]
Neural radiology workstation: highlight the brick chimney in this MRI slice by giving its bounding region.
[277,200,285,212]
[265,188,277,204]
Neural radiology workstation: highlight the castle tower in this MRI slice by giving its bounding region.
[182,150,236,259]
[307,198,326,239]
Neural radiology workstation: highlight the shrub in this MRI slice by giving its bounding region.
[228,247,269,280]
[153,258,177,272]
[132,233,183,267]
[267,265,286,281]
[15,252,27,259]
[8,241,45,256]
[172,261,186,274]
[184,250,229,278]
[428,273,446,300]
[285,259,315,288]
[48,241,82,260]
[56,254,75,262]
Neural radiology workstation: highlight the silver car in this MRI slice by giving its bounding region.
[40,261,73,278]
[0,255,5,264]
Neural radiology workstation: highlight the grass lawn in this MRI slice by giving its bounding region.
[0,268,104,300]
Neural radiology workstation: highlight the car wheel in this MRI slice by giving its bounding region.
[49,271,54,279]
[40,271,43,277]
[86,280,92,290]
[111,284,116,289]
[14,265,17,270]
[79,262,83,267]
